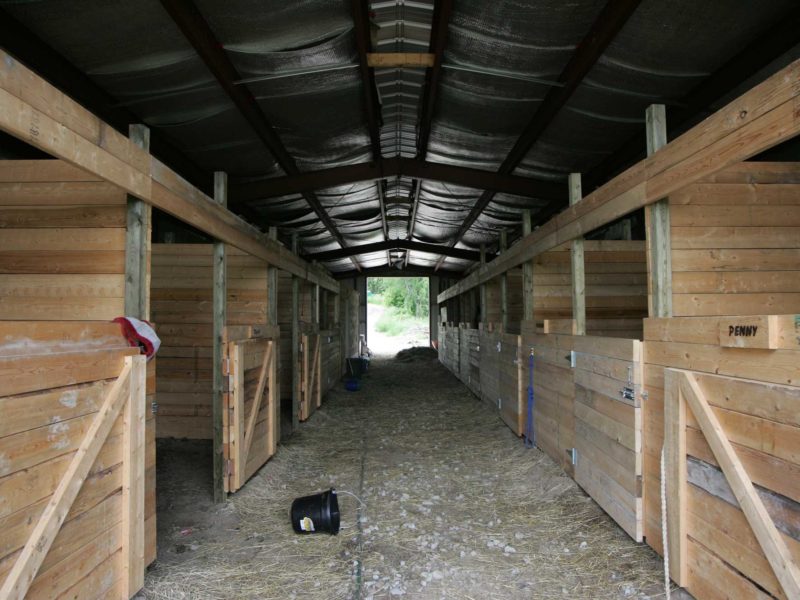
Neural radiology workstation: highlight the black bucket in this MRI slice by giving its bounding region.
[291,488,340,535]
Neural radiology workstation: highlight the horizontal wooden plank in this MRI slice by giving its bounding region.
[672,271,800,294]
[671,226,800,249]
[0,228,126,251]
[0,347,136,396]
[0,205,125,228]
[672,249,800,272]
[670,204,800,226]
[0,181,124,206]
[0,250,125,274]
[673,293,800,317]
[644,340,800,386]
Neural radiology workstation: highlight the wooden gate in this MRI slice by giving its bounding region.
[572,336,644,542]
[223,327,279,493]
[299,332,321,421]
[664,368,800,597]
[0,352,147,600]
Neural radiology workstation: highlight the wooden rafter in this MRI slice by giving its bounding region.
[585,5,800,190]
[434,0,643,268]
[159,0,360,271]
[437,55,800,302]
[407,0,453,252]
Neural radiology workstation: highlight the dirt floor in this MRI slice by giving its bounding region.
[141,350,676,600]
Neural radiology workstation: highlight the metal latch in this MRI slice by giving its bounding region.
[620,387,635,402]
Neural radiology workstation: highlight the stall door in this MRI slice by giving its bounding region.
[224,338,278,493]
[572,337,644,541]
[298,333,321,421]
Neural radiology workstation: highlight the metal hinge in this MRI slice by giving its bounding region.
[151,401,158,415]
[497,398,502,410]
[566,448,577,466]
[565,350,576,368]
[222,358,230,376]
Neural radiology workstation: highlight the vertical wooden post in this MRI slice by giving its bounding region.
[646,104,673,318]
[479,244,487,325]
[212,171,227,503]
[522,209,535,323]
[429,276,439,346]
[664,368,687,586]
[499,231,508,332]
[291,234,301,430]
[569,173,586,335]
[122,354,146,597]
[266,227,279,441]
[267,227,278,327]
[125,124,150,319]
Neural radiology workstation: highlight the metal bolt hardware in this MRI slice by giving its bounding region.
[151,401,158,415]
[620,386,635,402]
[564,350,576,368]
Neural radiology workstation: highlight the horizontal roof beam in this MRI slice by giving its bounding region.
[367,53,435,68]
[437,55,800,303]
[302,239,487,262]
[230,157,564,203]
[333,264,464,280]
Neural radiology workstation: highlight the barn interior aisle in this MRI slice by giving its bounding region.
[143,352,668,600]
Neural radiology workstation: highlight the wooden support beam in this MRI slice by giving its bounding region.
[302,239,486,262]
[522,209,535,322]
[646,104,672,318]
[663,368,688,587]
[0,357,137,600]
[267,227,278,327]
[229,157,563,203]
[291,233,301,431]
[437,56,800,303]
[122,354,146,597]
[479,244,487,325]
[499,231,508,332]
[417,0,453,161]
[569,173,586,335]
[352,0,382,159]
[124,124,150,319]
[679,369,800,598]
[0,49,339,292]
[212,171,227,504]
[437,0,643,254]
[367,52,435,68]
[159,0,354,261]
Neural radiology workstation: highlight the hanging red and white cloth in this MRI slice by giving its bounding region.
[113,317,161,360]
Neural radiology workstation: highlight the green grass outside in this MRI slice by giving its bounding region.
[375,306,427,337]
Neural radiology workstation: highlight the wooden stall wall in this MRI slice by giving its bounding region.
[668,163,800,317]
[644,316,800,599]
[640,162,800,600]
[319,329,342,395]
[277,271,312,402]
[478,242,647,339]
[478,329,524,435]
[0,322,153,599]
[0,161,157,595]
[151,243,269,439]
[0,160,130,321]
